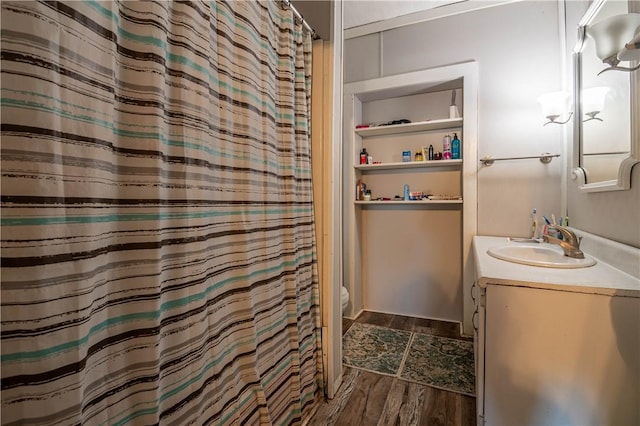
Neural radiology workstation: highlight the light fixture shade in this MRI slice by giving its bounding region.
[582,86,610,115]
[537,91,570,120]
[586,13,640,64]
[617,30,640,62]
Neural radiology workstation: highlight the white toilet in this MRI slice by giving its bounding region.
[340,286,349,314]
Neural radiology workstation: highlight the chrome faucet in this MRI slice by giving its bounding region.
[543,225,585,259]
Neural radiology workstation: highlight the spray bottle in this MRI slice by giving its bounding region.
[442,135,451,160]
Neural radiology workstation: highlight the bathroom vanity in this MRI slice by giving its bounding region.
[472,234,639,426]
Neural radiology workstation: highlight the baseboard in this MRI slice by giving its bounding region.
[343,308,364,321]
[361,308,461,325]
[330,371,343,400]
[459,322,473,338]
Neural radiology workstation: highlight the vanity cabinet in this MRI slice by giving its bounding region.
[473,236,640,426]
[342,63,478,331]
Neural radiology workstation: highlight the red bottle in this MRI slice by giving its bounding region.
[360,148,368,164]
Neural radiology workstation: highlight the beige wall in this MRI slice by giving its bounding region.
[564,0,640,248]
[567,171,640,248]
[344,0,640,249]
[345,1,565,241]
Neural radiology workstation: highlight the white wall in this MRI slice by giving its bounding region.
[343,0,457,29]
[345,0,565,241]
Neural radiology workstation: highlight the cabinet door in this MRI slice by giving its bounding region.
[474,285,486,426]
[483,285,640,426]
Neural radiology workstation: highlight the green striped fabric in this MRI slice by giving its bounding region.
[0,1,322,424]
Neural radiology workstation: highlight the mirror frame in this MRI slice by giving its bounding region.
[572,0,640,192]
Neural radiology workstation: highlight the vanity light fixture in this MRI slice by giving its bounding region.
[586,13,640,75]
[618,31,640,62]
[537,91,573,126]
[582,86,610,122]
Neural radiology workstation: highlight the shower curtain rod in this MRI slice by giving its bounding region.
[281,0,319,39]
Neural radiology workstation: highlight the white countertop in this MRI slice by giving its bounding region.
[473,236,640,297]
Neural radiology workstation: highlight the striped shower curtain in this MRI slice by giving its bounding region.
[0,1,322,424]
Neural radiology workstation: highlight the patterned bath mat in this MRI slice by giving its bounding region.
[342,322,411,375]
[399,333,475,396]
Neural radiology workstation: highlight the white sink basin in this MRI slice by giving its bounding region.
[487,244,596,268]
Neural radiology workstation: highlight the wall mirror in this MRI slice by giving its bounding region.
[573,0,639,192]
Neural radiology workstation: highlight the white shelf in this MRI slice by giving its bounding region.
[355,117,463,137]
[343,62,478,335]
[355,199,463,205]
[355,159,462,170]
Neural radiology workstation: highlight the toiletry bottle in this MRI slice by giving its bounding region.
[529,208,538,239]
[451,133,460,159]
[428,144,434,160]
[403,184,410,201]
[415,150,423,161]
[443,135,451,160]
[360,148,368,165]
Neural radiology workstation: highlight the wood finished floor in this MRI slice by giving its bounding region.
[310,311,475,426]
